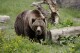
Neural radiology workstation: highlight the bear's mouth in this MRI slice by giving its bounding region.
[36,31,42,35]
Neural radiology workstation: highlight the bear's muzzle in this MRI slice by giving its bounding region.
[36,26,42,35]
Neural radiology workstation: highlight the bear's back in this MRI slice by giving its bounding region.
[14,10,29,35]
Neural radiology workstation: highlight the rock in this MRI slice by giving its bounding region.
[0,15,10,23]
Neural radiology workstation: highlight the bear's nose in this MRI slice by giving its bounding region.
[37,30,40,33]
[36,30,41,35]
[36,26,42,35]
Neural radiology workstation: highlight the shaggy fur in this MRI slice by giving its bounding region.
[14,10,47,43]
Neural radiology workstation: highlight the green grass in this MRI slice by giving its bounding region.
[0,0,80,53]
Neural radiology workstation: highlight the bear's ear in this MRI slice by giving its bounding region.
[31,10,41,17]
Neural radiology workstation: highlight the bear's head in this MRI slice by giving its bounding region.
[28,10,47,36]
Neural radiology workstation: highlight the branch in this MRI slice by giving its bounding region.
[32,1,49,18]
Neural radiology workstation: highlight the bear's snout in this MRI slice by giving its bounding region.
[36,26,42,35]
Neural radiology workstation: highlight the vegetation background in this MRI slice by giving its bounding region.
[0,0,80,53]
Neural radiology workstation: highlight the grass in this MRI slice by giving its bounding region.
[0,0,80,53]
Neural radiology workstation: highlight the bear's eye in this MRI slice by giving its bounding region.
[32,19,35,23]
[43,19,45,22]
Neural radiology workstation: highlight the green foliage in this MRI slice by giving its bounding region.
[59,8,80,27]
[0,31,71,53]
[0,32,52,53]
[60,18,73,27]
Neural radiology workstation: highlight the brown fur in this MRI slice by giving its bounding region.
[14,10,47,43]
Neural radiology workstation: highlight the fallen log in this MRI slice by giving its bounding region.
[47,26,80,43]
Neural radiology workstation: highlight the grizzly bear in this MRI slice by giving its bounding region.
[14,9,47,43]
